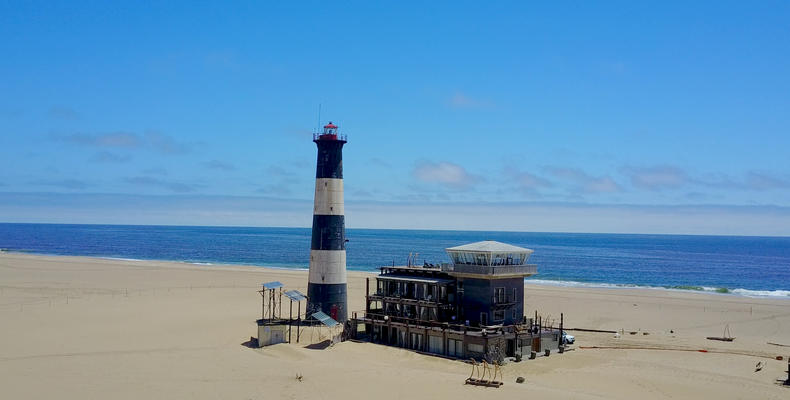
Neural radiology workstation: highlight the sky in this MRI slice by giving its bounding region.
[1,2,790,235]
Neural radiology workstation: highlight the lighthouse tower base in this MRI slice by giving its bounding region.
[307,283,347,323]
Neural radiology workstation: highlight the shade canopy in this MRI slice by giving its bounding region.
[445,240,532,253]
[284,289,307,302]
[262,281,284,290]
[311,311,339,327]
[446,240,534,267]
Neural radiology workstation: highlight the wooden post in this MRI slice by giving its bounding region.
[442,324,448,356]
[296,301,301,343]
[406,320,411,349]
[387,315,392,345]
[559,312,564,353]
[365,277,370,314]
[278,288,282,319]
[515,328,519,358]
[289,300,293,343]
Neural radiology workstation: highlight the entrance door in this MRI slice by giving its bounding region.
[272,329,284,344]
[480,312,488,326]
[448,339,463,358]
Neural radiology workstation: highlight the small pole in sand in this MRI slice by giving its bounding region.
[365,278,370,314]
[289,299,294,343]
[560,312,564,351]
[297,301,302,343]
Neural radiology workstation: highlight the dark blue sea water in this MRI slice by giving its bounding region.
[1,223,789,297]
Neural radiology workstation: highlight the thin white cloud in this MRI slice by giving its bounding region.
[743,171,790,191]
[413,161,482,190]
[53,131,190,154]
[124,176,198,193]
[621,165,689,191]
[3,193,790,236]
[504,167,553,192]
[546,167,622,194]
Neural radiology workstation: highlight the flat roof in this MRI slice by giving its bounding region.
[377,274,454,285]
[446,240,533,254]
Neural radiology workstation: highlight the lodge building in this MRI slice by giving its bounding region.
[351,241,563,362]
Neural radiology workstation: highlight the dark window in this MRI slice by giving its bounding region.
[495,287,505,303]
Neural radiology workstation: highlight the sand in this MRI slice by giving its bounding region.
[1,251,789,399]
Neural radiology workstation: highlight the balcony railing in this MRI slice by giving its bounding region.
[313,133,348,141]
[369,292,448,306]
[441,264,537,276]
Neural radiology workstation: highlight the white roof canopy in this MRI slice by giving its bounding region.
[445,240,533,254]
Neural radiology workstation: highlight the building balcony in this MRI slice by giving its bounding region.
[369,293,452,307]
[441,264,537,277]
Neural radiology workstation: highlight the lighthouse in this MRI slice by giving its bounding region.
[307,121,348,323]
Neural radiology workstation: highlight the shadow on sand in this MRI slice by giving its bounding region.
[241,337,258,348]
[304,339,331,350]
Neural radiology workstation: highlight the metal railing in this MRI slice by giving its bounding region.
[441,264,537,276]
[313,133,348,141]
[353,310,537,334]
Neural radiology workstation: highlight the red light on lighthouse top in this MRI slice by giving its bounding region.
[315,121,346,142]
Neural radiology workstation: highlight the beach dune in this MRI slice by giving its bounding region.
[1,252,789,399]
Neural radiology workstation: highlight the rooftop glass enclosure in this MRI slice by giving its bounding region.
[445,241,534,267]
[448,251,532,266]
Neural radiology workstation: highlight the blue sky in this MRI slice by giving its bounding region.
[2,2,790,235]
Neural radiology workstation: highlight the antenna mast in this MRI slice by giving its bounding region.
[317,104,322,132]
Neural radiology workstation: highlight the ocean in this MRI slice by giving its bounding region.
[1,223,788,298]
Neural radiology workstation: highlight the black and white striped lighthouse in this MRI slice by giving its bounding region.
[307,121,348,323]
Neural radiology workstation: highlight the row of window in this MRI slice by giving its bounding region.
[493,287,518,303]
[449,251,528,266]
[480,308,518,325]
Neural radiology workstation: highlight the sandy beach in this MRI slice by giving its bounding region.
[1,251,789,399]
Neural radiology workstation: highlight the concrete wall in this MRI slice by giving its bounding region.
[257,324,288,347]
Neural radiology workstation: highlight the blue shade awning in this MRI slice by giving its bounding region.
[284,290,307,302]
[311,311,339,327]
[262,281,284,290]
